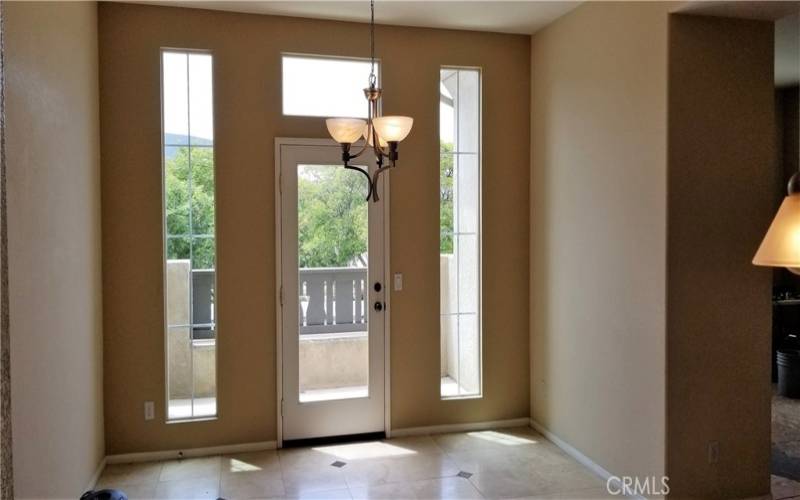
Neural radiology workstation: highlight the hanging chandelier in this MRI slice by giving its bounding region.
[325,0,413,202]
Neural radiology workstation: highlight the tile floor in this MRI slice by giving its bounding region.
[95,427,618,499]
[773,384,800,481]
[773,474,800,499]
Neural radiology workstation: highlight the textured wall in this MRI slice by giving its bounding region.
[666,14,774,498]
[99,3,530,454]
[4,2,104,497]
[530,1,670,484]
[0,0,11,496]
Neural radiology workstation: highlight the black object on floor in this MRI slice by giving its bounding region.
[778,349,800,398]
[80,489,127,500]
[282,431,386,448]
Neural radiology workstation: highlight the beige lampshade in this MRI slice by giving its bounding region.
[373,116,413,143]
[753,194,800,269]
[326,118,366,144]
[363,123,388,148]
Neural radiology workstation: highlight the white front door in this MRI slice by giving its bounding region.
[278,140,385,442]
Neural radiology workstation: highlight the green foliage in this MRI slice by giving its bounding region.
[163,143,454,270]
[298,166,368,268]
[440,142,454,254]
[165,147,216,270]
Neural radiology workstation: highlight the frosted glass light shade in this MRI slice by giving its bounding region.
[753,194,800,270]
[373,116,413,142]
[326,118,366,144]
[363,124,388,147]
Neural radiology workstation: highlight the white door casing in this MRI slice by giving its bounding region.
[276,139,386,442]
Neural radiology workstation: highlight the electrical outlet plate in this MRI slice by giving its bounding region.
[144,401,155,421]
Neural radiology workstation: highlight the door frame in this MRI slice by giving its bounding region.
[274,137,391,447]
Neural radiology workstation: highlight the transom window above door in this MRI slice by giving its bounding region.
[282,54,380,118]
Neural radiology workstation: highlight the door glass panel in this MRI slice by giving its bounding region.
[297,164,369,402]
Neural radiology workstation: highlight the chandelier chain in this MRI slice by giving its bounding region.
[369,0,376,88]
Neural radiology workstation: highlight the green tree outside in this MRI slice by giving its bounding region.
[165,147,216,270]
[164,144,455,270]
[298,165,368,268]
[440,142,454,255]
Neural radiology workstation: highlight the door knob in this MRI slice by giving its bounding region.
[374,301,384,312]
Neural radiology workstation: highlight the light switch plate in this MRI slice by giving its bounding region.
[144,401,155,421]
[394,273,403,291]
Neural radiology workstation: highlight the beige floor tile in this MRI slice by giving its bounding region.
[380,452,460,484]
[342,458,393,488]
[153,476,220,499]
[285,487,353,499]
[90,428,607,500]
[223,450,281,476]
[349,481,417,499]
[510,442,575,467]
[382,436,444,456]
[449,447,537,475]
[96,461,163,487]
[281,447,343,469]
[521,486,617,500]
[410,476,484,499]
[282,462,349,495]
[468,467,551,499]
[159,456,221,482]
[447,444,574,479]
[528,464,605,496]
[220,469,285,499]
[434,429,542,454]
[97,482,158,499]
[313,441,424,462]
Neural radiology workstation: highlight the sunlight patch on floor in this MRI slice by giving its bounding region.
[226,458,262,473]
[313,441,417,460]
[467,430,537,446]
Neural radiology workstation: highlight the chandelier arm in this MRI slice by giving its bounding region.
[345,164,374,202]
[372,144,388,158]
[369,164,395,202]
[348,143,370,159]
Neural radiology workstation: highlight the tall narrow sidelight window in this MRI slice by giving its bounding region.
[161,50,217,420]
[440,68,482,398]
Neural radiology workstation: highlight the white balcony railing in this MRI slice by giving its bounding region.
[299,267,367,335]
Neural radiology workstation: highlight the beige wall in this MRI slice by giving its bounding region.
[5,1,104,497]
[99,3,530,454]
[530,1,670,484]
[666,15,774,498]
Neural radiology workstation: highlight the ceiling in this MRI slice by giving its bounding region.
[676,1,800,20]
[131,1,581,35]
[132,0,800,86]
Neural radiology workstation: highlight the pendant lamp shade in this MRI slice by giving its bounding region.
[753,194,800,270]
[372,116,414,143]
[326,118,366,144]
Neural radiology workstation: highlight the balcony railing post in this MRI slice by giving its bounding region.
[298,267,367,335]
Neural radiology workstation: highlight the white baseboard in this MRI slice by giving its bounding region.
[389,417,530,438]
[84,456,107,492]
[530,419,645,500]
[105,440,277,465]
